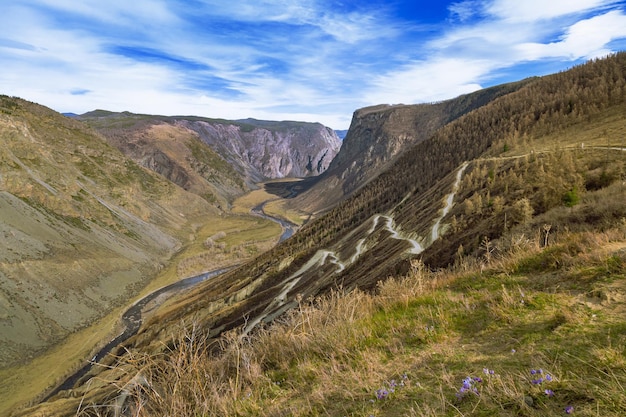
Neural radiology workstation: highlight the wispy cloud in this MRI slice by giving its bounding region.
[486,0,620,22]
[1,0,625,128]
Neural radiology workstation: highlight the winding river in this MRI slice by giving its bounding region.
[43,267,232,400]
[43,204,296,401]
[251,201,299,241]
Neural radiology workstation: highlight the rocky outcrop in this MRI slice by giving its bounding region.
[289,103,450,213]
[79,113,342,203]
[290,81,532,213]
[177,118,341,184]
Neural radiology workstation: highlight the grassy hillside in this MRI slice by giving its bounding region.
[18,53,626,416]
[0,98,287,415]
[65,213,626,417]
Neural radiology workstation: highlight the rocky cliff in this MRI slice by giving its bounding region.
[179,118,341,181]
[78,113,341,205]
[289,81,533,214]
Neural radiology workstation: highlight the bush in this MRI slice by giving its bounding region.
[563,188,580,207]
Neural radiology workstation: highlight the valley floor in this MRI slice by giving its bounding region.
[1,187,294,416]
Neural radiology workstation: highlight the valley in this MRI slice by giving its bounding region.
[3,53,626,416]
[0,183,295,415]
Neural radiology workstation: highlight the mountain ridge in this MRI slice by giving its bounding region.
[6,52,626,416]
[288,78,535,214]
[118,53,626,359]
[0,96,222,371]
[77,111,341,207]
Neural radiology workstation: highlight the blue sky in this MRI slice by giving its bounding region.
[1,1,626,129]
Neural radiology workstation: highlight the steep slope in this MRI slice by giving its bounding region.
[24,53,626,416]
[179,117,341,180]
[78,112,341,206]
[0,97,217,370]
[290,80,533,213]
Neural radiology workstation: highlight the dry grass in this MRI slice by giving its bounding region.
[231,187,276,215]
[73,222,626,416]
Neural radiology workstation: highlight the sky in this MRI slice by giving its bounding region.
[1,1,626,129]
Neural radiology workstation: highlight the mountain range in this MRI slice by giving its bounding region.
[2,52,626,416]
[0,104,338,376]
[75,111,341,208]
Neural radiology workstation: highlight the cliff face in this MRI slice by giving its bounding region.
[179,119,341,182]
[79,113,341,204]
[289,103,453,213]
[290,81,532,214]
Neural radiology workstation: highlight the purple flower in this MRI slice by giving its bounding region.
[565,405,574,414]
[531,378,544,385]
[544,389,554,397]
[376,389,389,400]
[545,374,553,382]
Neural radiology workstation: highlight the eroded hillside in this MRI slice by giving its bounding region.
[14,53,626,416]
[77,112,342,207]
[0,97,221,368]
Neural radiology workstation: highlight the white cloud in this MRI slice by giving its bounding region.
[1,0,625,130]
[364,58,490,105]
[26,0,177,26]
[487,0,618,22]
[191,0,398,44]
[448,1,484,22]
[515,10,626,59]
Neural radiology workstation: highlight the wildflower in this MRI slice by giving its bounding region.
[376,388,389,400]
[565,405,574,414]
[544,389,555,397]
[545,374,553,382]
[511,349,516,354]
[456,376,481,400]
[400,373,408,387]
[531,378,544,385]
